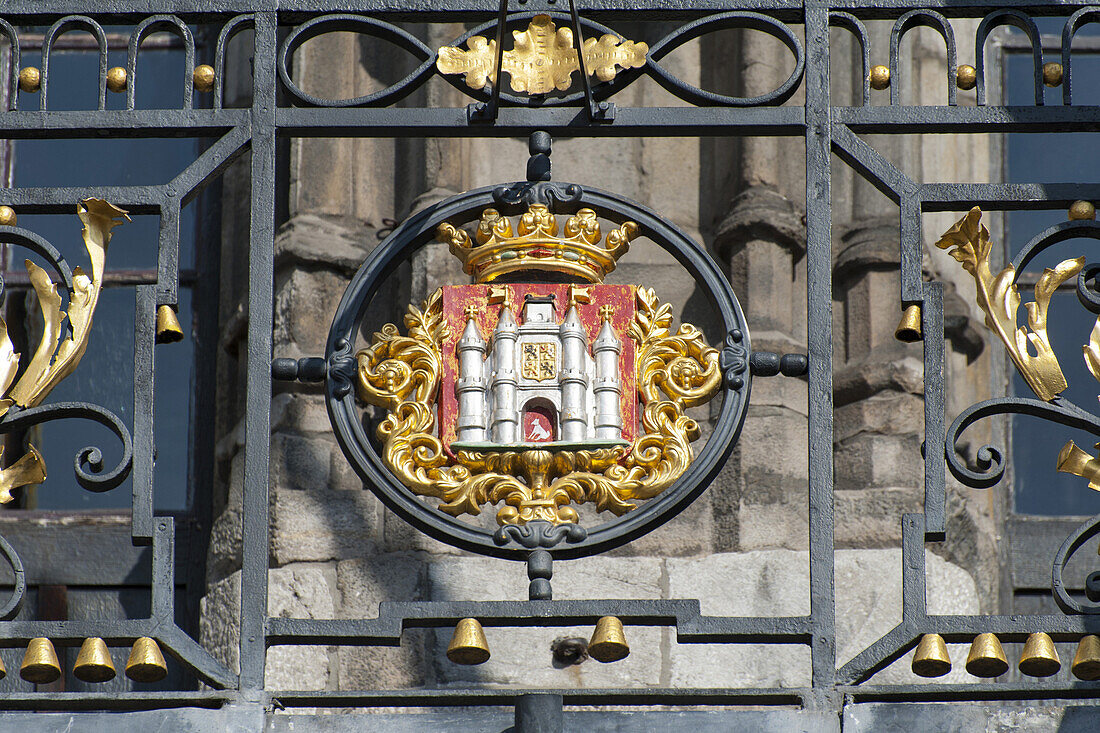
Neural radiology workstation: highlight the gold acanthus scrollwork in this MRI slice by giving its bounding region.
[354,286,721,526]
[935,207,1081,402]
[436,15,647,96]
[0,198,129,503]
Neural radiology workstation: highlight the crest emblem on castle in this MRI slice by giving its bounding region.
[454,289,625,448]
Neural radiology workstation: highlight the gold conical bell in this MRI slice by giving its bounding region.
[1072,635,1100,680]
[73,637,116,683]
[20,638,61,684]
[588,616,630,663]
[911,633,951,678]
[1019,632,1060,677]
[155,304,184,344]
[125,637,167,682]
[895,304,923,342]
[965,633,1008,677]
[446,618,490,665]
[0,652,6,680]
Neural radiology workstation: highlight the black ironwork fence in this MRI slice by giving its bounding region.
[0,1,1099,728]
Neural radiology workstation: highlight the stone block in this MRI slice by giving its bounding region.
[266,564,337,690]
[427,556,664,688]
[201,566,338,690]
[835,549,979,685]
[666,549,979,687]
[835,391,923,444]
[275,214,374,275]
[271,393,333,435]
[835,488,922,548]
[271,487,382,565]
[335,554,429,688]
[834,433,924,491]
[271,433,336,491]
[273,268,350,355]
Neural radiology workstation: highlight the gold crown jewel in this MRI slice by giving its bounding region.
[438,204,639,284]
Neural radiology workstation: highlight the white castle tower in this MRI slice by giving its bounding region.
[455,312,488,443]
[558,305,589,443]
[489,306,519,443]
[592,310,623,440]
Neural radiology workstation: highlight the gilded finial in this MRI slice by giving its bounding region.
[463,304,481,321]
[869,64,890,90]
[599,305,615,322]
[106,66,128,93]
[193,64,215,93]
[1069,200,1096,221]
[956,65,977,90]
[18,67,40,93]
[1043,62,1064,87]
[0,206,16,227]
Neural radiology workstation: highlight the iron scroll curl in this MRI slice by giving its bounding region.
[326,182,751,560]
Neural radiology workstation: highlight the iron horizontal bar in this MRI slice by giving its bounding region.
[920,614,1100,640]
[0,1,1090,21]
[836,106,1100,133]
[0,187,163,212]
[0,110,246,138]
[0,619,171,644]
[843,683,1100,704]
[919,183,1100,210]
[270,687,808,708]
[266,600,811,645]
[277,106,805,137]
[0,691,232,712]
[0,267,197,289]
[0,2,804,23]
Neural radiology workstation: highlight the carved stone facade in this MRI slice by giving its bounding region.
[200,24,1000,691]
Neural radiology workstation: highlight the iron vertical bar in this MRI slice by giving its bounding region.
[922,282,946,537]
[151,517,175,622]
[156,198,181,308]
[567,0,599,119]
[804,1,836,691]
[515,693,564,733]
[240,10,276,693]
[131,285,156,543]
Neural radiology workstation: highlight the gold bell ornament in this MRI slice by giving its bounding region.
[20,638,61,684]
[911,633,951,678]
[588,616,630,663]
[74,637,117,683]
[155,304,185,344]
[446,618,490,665]
[126,637,168,682]
[965,633,1008,678]
[894,304,923,343]
[1018,632,1060,677]
[1072,635,1100,681]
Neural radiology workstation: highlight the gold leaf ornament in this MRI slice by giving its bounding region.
[0,198,126,503]
[935,207,1080,401]
[436,15,647,96]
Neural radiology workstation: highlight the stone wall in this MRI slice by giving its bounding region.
[201,22,999,690]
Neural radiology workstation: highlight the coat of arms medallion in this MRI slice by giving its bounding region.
[327,183,751,557]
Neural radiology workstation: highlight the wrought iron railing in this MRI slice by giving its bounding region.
[0,1,1099,727]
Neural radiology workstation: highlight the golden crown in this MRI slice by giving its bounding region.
[437,204,638,284]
